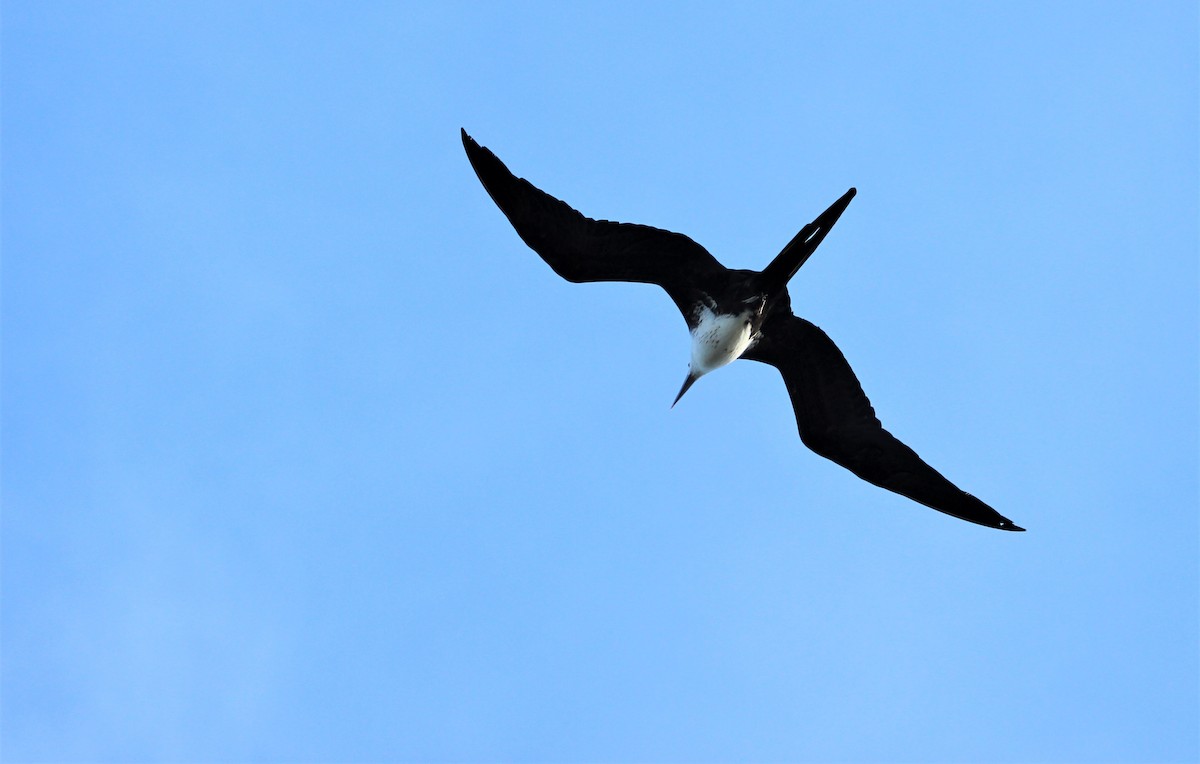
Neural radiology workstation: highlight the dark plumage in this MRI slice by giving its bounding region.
[462,129,1022,532]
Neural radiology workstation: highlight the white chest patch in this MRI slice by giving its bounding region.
[689,306,755,376]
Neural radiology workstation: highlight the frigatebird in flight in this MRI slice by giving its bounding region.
[462,129,1022,532]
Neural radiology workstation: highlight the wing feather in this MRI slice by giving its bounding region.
[462,130,725,303]
[744,314,1023,531]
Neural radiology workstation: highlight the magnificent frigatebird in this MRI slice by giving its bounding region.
[462,129,1023,532]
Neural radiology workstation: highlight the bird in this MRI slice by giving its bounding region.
[461,129,1023,532]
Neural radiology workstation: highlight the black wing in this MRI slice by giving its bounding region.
[462,129,726,305]
[744,314,1024,531]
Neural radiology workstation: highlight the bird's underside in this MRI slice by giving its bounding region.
[462,128,1023,532]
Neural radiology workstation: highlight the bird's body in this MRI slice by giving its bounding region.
[689,303,758,376]
[461,129,1023,532]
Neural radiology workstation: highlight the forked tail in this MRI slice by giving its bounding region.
[759,187,857,293]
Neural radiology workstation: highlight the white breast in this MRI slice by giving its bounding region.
[689,306,755,376]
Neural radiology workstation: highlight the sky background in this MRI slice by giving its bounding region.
[3,2,1197,762]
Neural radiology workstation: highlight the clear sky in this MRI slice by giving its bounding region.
[3,2,1197,762]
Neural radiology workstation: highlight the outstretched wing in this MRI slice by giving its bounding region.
[462,129,725,304]
[744,314,1023,531]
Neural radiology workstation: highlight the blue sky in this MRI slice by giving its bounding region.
[3,1,1196,761]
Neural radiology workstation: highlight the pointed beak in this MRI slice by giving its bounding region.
[672,370,698,408]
